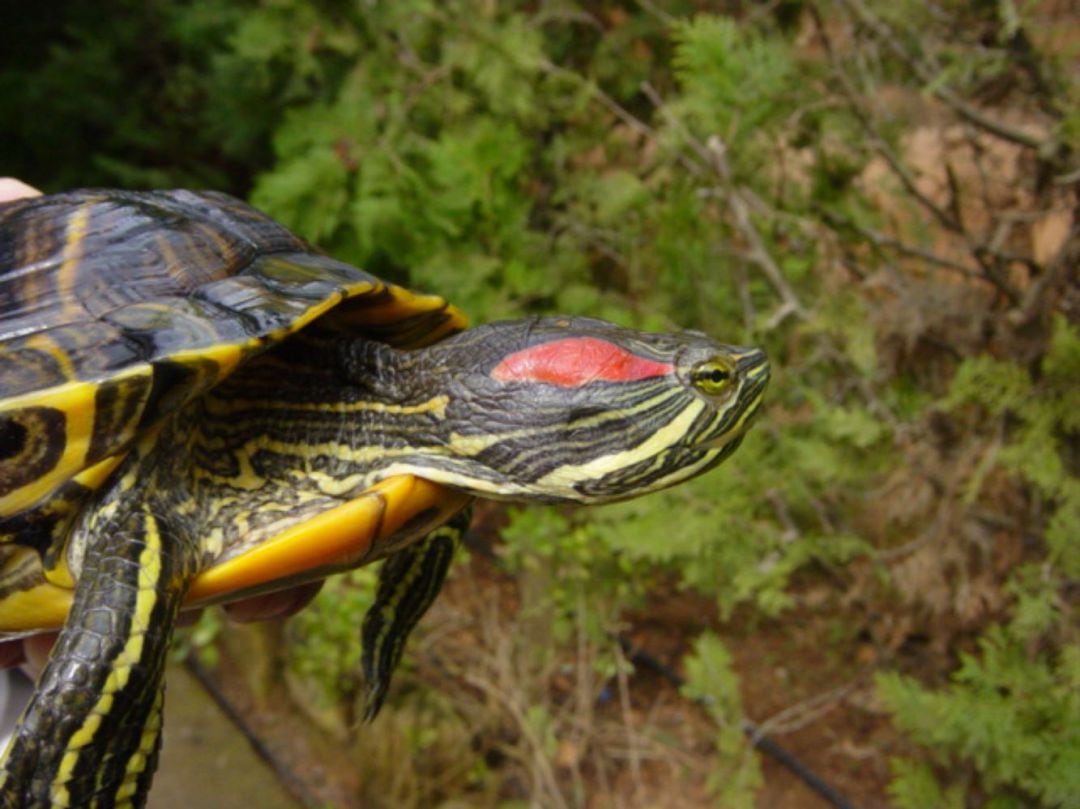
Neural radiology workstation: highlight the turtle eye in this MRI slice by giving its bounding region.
[690,358,735,396]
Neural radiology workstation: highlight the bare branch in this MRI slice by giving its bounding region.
[809,10,963,234]
[706,137,808,321]
[753,680,859,739]
[1011,223,1080,326]
[639,81,716,171]
[638,81,809,325]
[837,0,1054,151]
[820,209,1003,285]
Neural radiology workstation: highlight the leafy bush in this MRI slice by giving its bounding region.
[879,631,1080,808]
[880,318,1080,808]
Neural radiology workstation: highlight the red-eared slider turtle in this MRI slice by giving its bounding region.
[0,189,769,807]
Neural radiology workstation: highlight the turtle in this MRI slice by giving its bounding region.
[0,189,769,807]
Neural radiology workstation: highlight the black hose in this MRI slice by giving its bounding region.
[617,637,860,809]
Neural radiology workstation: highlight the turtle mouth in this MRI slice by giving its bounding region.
[702,408,761,450]
[704,427,748,450]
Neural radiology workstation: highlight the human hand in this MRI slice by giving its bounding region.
[0,178,325,677]
[0,178,41,202]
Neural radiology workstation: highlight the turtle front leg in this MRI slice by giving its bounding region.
[0,503,194,809]
[361,508,469,719]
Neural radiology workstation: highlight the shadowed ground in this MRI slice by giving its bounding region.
[149,662,299,809]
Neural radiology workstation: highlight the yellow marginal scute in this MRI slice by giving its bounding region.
[358,286,449,324]
[0,359,153,518]
[164,342,248,405]
[0,380,99,516]
[330,281,469,345]
[261,284,354,344]
[185,475,471,607]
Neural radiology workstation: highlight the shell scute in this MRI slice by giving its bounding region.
[0,190,463,525]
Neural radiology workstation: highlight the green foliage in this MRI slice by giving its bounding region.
[879,318,1080,806]
[172,609,225,669]
[887,758,965,809]
[681,632,762,807]
[286,568,377,714]
[0,0,268,190]
[946,317,1080,575]
[669,15,798,168]
[878,630,1080,807]
[590,425,874,617]
[501,507,641,655]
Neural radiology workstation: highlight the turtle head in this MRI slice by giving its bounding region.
[375,316,769,504]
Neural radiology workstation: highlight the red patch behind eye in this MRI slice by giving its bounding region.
[491,337,674,387]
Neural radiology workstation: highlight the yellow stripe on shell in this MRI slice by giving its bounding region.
[7,200,95,328]
[57,205,94,320]
[22,332,79,381]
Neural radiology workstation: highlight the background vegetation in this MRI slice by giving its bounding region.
[2,1,1076,806]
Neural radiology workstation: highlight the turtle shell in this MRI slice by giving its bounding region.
[0,190,468,629]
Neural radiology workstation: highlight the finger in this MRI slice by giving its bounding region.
[0,642,27,670]
[0,178,42,202]
[22,633,58,679]
[223,580,324,624]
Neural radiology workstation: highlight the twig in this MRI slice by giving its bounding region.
[705,135,808,322]
[765,488,801,543]
[640,79,808,326]
[1012,225,1080,326]
[568,589,592,804]
[635,0,678,26]
[819,342,898,428]
[810,2,1058,307]
[752,681,857,739]
[461,669,571,809]
[613,641,646,801]
[639,80,715,171]
[537,58,706,179]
